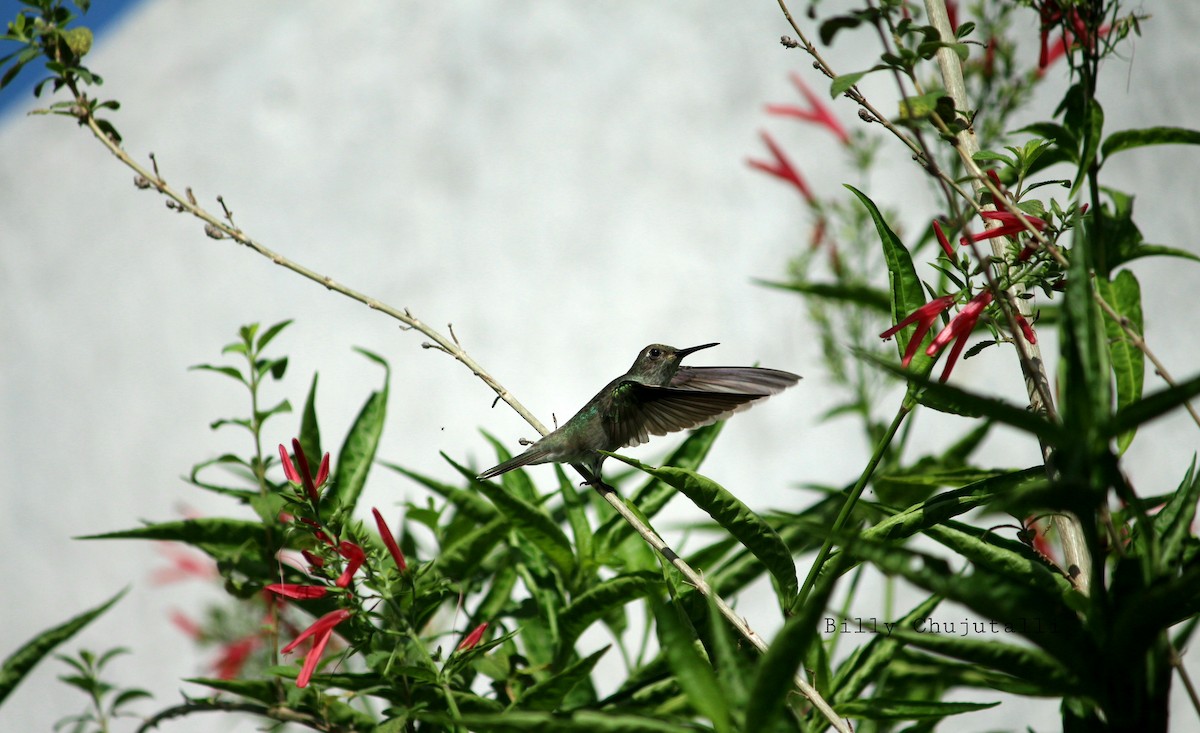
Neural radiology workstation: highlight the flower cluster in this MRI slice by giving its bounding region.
[264,440,489,688]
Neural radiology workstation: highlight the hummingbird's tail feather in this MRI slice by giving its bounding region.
[476,444,555,480]
[669,367,800,395]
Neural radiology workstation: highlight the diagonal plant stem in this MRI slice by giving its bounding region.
[59,81,851,733]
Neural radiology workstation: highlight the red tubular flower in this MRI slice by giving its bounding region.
[456,622,490,652]
[372,508,409,573]
[335,541,366,588]
[213,637,259,680]
[1014,313,1038,345]
[962,210,1046,249]
[301,549,326,569]
[265,583,329,600]
[926,291,994,381]
[281,608,352,688]
[279,443,301,484]
[291,438,320,503]
[933,220,955,259]
[880,295,956,368]
[766,72,850,145]
[747,130,815,204]
[314,452,331,489]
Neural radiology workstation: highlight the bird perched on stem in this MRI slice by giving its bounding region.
[477,343,800,483]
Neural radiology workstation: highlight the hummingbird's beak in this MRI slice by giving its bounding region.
[677,342,719,358]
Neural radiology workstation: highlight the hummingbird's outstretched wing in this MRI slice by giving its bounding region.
[669,366,800,395]
[609,383,778,449]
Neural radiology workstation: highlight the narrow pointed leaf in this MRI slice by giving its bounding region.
[1101,126,1200,160]
[0,589,126,705]
[832,595,941,703]
[255,318,293,351]
[608,455,798,607]
[847,185,935,377]
[594,422,725,556]
[325,350,389,515]
[889,629,1082,696]
[1105,372,1200,438]
[1154,459,1200,573]
[745,550,841,733]
[558,572,661,654]
[758,279,891,312]
[518,646,610,711]
[651,597,732,733]
[836,697,998,720]
[299,372,322,469]
[451,456,575,579]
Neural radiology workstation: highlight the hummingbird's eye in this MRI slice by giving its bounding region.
[648,348,662,359]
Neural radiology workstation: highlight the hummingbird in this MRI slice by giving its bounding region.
[477,343,800,483]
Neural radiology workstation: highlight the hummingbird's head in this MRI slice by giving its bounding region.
[628,342,718,385]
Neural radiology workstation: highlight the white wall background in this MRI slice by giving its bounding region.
[2,1,1198,730]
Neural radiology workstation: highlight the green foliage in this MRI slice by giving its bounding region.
[0,591,125,708]
[9,0,1200,731]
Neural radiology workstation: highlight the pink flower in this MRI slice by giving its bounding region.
[281,609,352,688]
[213,637,259,680]
[747,130,815,204]
[169,610,203,640]
[265,583,329,600]
[335,541,366,588]
[456,622,490,652]
[880,295,957,368]
[150,543,217,585]
[926,290,994,381]
[372,508,408,573]
[765,72,850,145]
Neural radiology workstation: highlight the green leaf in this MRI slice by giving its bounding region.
[0,590,125,706]
[594,422,725,556]
[1153,459,1200,574]
[457,457,576,579]
[518,646,609,711]
[558,572,661,654]
[757,279,891,313]
[1096,270,1144,453]
[557,465,594,575]
[836,697,998,720]
[325,349,389,516]
[820,14,863,46]
[255,318,292,352]
[435,517,508,579]
[889,629,1080,696]
[188,363,246,385]
[1105,372,1200,438]
[846,185,936,378]
[832,595,942,703]
[298,372,322,468]
[421,711,697,732]
[80,518,265,548]
[863,468,1043,543]
[1101,126,1200,161]
[651,597,732,733]
[830,69,870,97]
[745,549,841,733]
[607,455,798,608]
[383,460,498,523]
